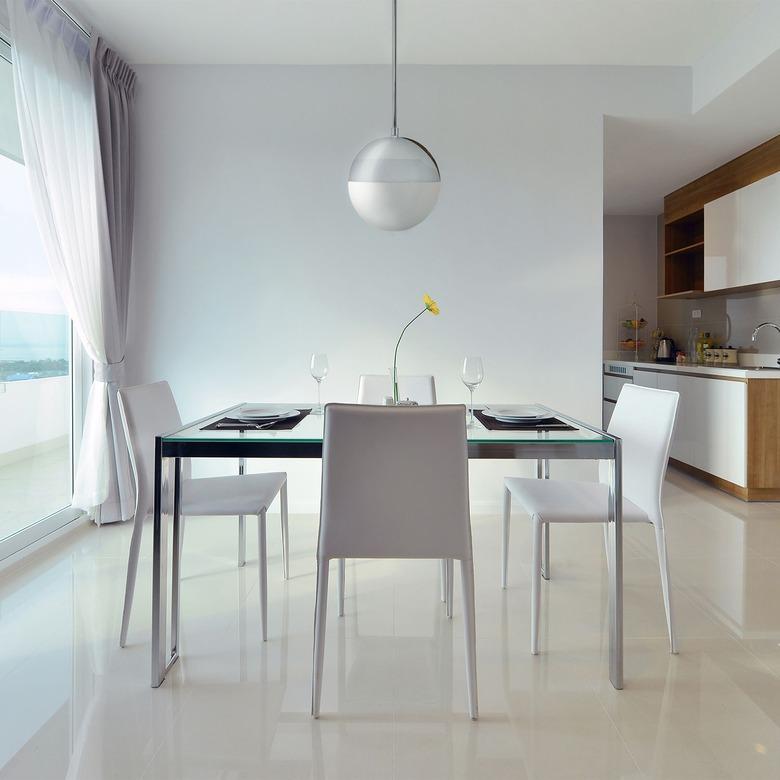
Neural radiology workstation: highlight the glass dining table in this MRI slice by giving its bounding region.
[150,403,623,691]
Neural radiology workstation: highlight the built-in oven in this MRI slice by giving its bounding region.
[603,362,634,428]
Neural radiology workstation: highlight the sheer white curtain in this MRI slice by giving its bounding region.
[9,0,133,523]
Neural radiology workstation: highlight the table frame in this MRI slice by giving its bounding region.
[151,404,623,691]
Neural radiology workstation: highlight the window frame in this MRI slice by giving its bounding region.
[0,36,89,563]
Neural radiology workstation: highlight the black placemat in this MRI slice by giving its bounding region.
[202,409,312,431]
[473,409,575,431]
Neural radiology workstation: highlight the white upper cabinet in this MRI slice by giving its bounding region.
[737,172,780,287]
[704,190,740,291]
[704,170,780,291]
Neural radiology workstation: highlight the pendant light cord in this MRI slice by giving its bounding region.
[391,0,398,137]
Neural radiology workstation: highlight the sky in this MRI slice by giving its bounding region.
[0,152,65,315]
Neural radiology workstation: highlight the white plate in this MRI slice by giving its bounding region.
[483,405,548,421]
[234,406,298,421]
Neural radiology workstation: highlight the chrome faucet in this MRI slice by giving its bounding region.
[751,322,780,342]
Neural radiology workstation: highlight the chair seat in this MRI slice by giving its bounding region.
[181,473,286,516]
[504,477,649,524]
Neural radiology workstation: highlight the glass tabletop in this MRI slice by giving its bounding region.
[163,403,613,445]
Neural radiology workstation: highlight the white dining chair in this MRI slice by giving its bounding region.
[311,403,478,719]
[357,373,437,405]
[501,384,680,655]
[355,373,451,610]
[117,381,289,646]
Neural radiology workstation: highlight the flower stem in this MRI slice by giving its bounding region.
[393,308,427,402]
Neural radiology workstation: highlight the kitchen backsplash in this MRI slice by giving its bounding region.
[658,288,780,357]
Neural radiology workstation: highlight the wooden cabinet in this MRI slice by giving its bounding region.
[663,210,704,296]
[662,135,780,299]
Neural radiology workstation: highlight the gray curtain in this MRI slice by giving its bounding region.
[90,36,136,523]
[9,0,137,524]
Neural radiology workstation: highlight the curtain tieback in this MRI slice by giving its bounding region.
[94,358,125,384]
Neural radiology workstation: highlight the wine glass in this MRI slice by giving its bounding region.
[460,356,484,426]
[310,353,329,415]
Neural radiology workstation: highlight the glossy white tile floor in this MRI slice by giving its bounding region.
[1,467,780,779]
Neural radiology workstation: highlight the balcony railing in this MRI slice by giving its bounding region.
[0,374,71,541]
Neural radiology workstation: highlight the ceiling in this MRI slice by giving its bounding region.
[604,48,780,214]
[67,0,758,66]
[63,0,777,217]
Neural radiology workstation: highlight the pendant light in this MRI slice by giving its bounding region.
[348,0,440,231]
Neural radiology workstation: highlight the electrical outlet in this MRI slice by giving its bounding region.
[692,309,702,319]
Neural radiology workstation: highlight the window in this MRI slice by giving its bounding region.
[0,51,82,560]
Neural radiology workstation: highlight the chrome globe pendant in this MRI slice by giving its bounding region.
[348,0,440,231]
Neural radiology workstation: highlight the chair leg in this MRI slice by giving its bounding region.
[311,558,330,718]
[654,521,678,654]
[258,509,268,641]
[238,515,246,567]
[439,559,447,602]
[119,513,144,647]
[280,481,290,580]
[531,515,542,655]
[501,486,511,588]
[337,558,345,617]
[446,558,454,618]
[460,558,479,719]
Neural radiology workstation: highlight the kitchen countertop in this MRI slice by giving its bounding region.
[603,359,780,379]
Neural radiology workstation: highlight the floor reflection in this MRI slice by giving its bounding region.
[0,467,779,778]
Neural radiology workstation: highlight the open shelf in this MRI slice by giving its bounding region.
[665,209,704,251]
[664,209,704,295]
[664,240,704,257]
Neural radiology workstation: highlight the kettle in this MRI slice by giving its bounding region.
[657,337,675,362]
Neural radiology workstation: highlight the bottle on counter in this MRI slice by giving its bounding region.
[695,331,711,365]
[688,327,699,363]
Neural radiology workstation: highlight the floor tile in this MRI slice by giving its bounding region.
[1,467,779,779]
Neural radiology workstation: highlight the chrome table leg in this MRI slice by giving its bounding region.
[608,439,624,690]
[151,436,167,687]
[238,457,246,567]
[537,459,551,581]
[171,458,182,659]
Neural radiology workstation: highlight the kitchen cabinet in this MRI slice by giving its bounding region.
[683,375,746,487]
[605,362,780,499]
[704,190,740,290]
[633,370,658,389]
[634,368,748,489]
[703,170,780,292]
[738,172,780,287]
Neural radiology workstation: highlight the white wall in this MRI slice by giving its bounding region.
[127,65,688,511]
[602,215,659,354]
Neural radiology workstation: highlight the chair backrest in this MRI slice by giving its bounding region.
[117,381,184,520]
[318,404,472,560]
[601,384,679,521]
[357,374,437,405]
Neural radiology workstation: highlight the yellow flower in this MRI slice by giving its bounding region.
[423,294,440,316]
